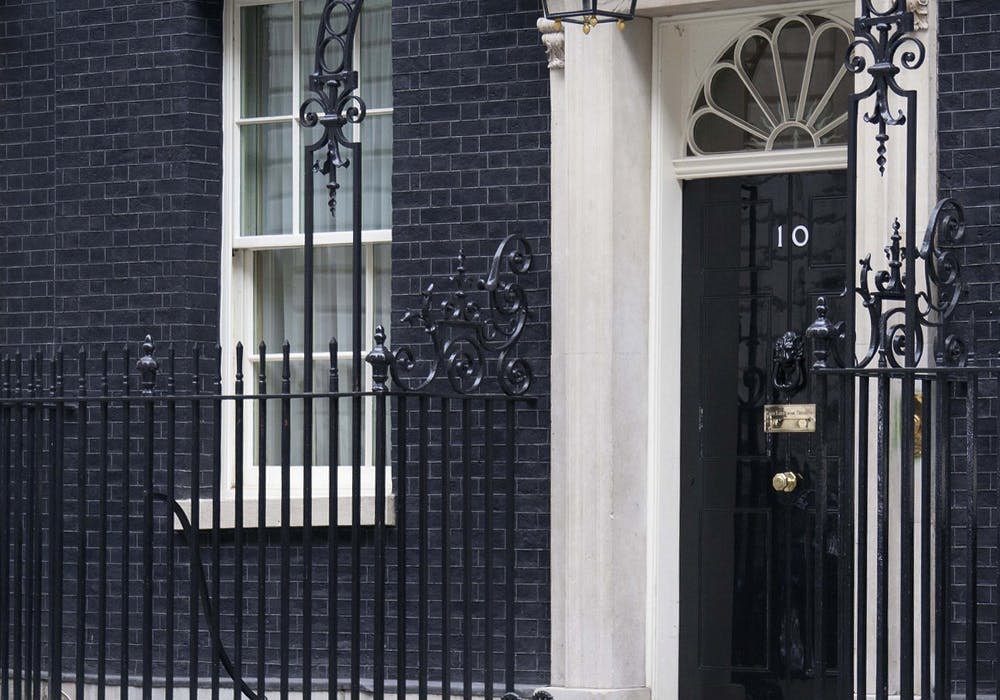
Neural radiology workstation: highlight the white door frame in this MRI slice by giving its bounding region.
[541,0,935,696]
[645,2,936,698]
[647,4,852,696]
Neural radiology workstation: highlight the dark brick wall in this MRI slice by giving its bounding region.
[938,1,1000,692]
[0,0,55,348]
[391,0,551,685]
[0,0,223,354]
[0,0,552,690]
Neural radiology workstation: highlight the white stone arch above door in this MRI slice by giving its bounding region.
[660,2,855,180]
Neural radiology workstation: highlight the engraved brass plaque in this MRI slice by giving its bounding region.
[764,404,817,433]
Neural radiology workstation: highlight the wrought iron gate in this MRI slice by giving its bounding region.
[0,1,546,699]
[795,1,989,698]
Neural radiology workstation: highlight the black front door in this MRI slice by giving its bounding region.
[678,172,849,700]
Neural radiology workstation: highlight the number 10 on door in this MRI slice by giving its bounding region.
[777,224,810,248]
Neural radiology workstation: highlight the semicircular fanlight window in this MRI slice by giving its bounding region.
[687,14,852,156]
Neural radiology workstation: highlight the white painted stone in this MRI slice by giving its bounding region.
[549,14,653,695]
[538,687,652,700]
[547,0,940,697]
[537,18,566,69]
[908,0,929,30]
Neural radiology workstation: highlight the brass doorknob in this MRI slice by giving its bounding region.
[772,471,799,493]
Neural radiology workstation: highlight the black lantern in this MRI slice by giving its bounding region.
[540,0,638,33]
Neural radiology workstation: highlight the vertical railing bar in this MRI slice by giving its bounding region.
[901,83,920,700]
[837,373,855,700]
[256,343,267,699]
[302,371,313,700]
[0,356,10,700]
[49,351,66,700]
[396,394,408,700]
[350,387,362,700]
[191,347,202,698]
[166,346,176,700]
[121,346,132,696]
[876,365,889,700]
[856,376,869,700]
[984,375,1000,698]
[995,372,1000,700]
[441,396,451,700]
[279,342,291,700]
[30,356,39,700]
[211,348,223,700]
[13,352,23,700]
[462,399,473,699]
[328,341,339,697]
[22,356,34,700]
[484,400,495,700]
[141,340,157,700]
[934,376,951,700]
[31,354,42,700]
[302,77,316,700]
[303,385,313,700]
[97,350,108,700]
[504,401,516,692]
[965,377,977,700]
[234,344,245,700]
[349,123,365,700]
[920,378,932,699]
[418,395,429,700]
[3,356,14,700]
[813,371,828,693]
[845,83,861,700]
[11,356,23,700]
[901,373,916,700]
[374,390,387,699]
[75,349,87,700]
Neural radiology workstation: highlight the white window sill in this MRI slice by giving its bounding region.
[176,466,395,529]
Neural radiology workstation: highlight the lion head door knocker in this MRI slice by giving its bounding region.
[772,330,807,399]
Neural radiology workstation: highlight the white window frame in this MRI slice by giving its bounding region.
[194,0,394,529]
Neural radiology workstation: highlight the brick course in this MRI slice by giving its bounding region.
[939,2,1000,692]
[391,0,551,684]
[0,0,551,689]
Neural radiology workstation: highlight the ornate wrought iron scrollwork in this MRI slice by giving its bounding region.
[366,235,535,396]
[299,0,367,225]
[847,0,924,174]
[815,198,966,369]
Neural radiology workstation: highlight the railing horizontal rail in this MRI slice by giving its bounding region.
[816,366,999,378]
[0,391,537,405]
[0,340,547,700]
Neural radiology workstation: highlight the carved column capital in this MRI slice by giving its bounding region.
[537,17,565,70]
[907,0,929,30]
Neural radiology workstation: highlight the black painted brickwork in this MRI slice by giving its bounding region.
[0,0,55,348]
[0,0,552,689]
[391,0,552,684]
[939,1,1000,692]
[0,0,224,354]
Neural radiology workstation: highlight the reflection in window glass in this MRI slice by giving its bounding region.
[241,4,293,118]
[241,124,293,236]
[231,0,394,471]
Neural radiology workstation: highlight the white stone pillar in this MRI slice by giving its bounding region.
[542,16,653,700]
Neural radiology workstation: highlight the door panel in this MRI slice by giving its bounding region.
[679,172,848,700]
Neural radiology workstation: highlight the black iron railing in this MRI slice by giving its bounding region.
[800,1,997,698]
[0,338,544,700]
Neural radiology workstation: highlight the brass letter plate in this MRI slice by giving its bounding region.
[764,404,817,433]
